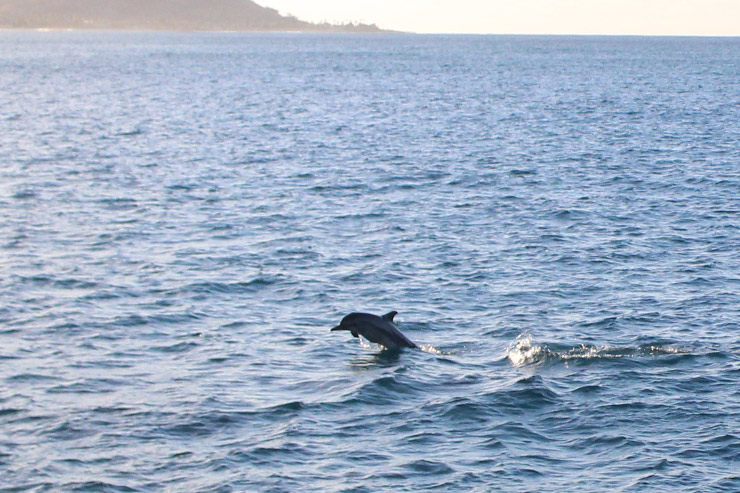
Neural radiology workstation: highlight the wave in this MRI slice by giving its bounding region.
[507,334,691,367]
[419,344,443,354]
[356,336,443,355]
[169,277,279,295]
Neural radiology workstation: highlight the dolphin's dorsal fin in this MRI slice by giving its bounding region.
[382,311,398,322]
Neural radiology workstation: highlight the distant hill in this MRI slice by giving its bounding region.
[0,0,384,32]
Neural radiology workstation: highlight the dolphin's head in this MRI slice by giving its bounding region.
[331,313,365,337]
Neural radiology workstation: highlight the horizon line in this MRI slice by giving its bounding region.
[2,27,739,38]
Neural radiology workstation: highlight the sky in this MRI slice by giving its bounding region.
[258,0,740,36]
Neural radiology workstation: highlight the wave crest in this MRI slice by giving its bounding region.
[507,334,552,367]
[507,334,689,367]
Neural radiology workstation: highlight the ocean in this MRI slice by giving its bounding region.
[1,31,740,491]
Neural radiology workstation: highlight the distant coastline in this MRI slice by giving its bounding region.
[0,0,388,33]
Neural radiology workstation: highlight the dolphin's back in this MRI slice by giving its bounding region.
[379,319,417,349]
[350,313,417,349]
[385,325,417,349]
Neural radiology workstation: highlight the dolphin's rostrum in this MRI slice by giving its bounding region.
[331,311,417,350]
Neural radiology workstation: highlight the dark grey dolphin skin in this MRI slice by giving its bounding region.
[331,311,417,350]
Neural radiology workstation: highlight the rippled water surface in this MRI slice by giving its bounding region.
[2,32,740,491]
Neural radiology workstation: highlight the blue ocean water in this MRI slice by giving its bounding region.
[1,31,740,491]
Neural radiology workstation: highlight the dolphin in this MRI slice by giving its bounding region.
[331,311,417,350]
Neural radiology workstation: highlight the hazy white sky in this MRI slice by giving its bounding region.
[258,0,740,35]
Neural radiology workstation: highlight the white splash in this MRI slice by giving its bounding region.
[507,333,549,367]
[419,344,442,354]
[357,336,377,350]
[358,336,441,354]
[506,333,690,367]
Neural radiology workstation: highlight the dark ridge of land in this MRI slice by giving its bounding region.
[0,0,385,32]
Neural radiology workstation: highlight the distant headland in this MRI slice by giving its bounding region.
[0,0,386,33]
